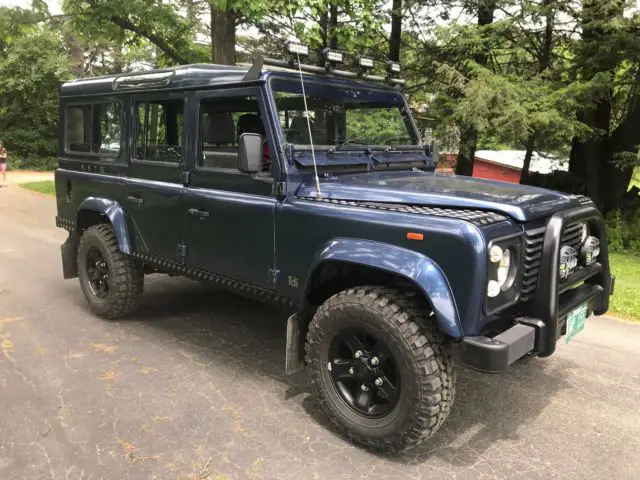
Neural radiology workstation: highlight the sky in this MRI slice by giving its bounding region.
[0,0,62,14]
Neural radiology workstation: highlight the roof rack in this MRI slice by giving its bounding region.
[112,70,176,90]
[243,55,406,87]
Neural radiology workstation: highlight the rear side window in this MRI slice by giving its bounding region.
[65,102,122,157]
[135,99,184,163]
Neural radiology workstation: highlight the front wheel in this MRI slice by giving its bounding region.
[77,224,144,319]
[305,286,456,452]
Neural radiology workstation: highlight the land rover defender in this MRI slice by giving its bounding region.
[54,45,614,451]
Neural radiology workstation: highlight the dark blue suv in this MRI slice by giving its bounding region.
[54,52,614,452]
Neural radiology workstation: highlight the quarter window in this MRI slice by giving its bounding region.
[65,102,122,157]
[135,99,184,163]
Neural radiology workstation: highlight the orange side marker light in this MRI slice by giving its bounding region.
[406,232,424,241]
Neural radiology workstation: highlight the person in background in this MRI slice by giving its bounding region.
[0,142,7,186]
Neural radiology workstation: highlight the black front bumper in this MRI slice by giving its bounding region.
[460,205,614,373]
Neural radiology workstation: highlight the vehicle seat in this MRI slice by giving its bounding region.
[286,116,312,144]
[204,112,235,146]
[202,112,237,169]
[237,114,265,138]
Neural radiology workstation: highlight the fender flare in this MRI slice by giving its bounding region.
[306,238,463,338]
[77,197,132,254]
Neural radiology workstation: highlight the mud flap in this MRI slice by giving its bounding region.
[285,314,305,375]
[61,231,80,279]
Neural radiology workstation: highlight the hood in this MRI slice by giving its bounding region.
[295,171,586,222]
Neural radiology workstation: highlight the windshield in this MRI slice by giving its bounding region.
[270,78,420,149]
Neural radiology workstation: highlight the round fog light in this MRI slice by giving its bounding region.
[559,245,578,280]
[580,236,600,266]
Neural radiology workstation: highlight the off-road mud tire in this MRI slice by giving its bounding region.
[305,286,456,452]
[77,224,144,319]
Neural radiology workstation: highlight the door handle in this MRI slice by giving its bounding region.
[127,195,143,205]
[188,208,210,218]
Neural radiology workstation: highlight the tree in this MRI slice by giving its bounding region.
[569,0,640,211]
[0,7,71,161]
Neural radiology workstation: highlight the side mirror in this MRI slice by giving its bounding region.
[238,133,263,173]
[425,139,439,164]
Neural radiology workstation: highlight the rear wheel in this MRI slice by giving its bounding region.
[305,286,455,452]
[77,224,143,319]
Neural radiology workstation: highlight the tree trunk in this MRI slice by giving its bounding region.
[568,0,623,210]
[210,4,236,65]
[521,0,553,182]
[317,10,329,67]
[521,133,536,184]
[389,0,402,62]
[456,125,477,176]
[329,4,338,50]
[455,0,496,176]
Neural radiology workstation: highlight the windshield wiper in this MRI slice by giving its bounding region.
[328,139,370,152]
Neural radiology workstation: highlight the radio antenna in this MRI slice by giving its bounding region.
[293,51,321,197]
[285,1,321,197]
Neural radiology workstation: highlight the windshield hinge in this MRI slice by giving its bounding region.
[181,170,190,185]
[177,244,187,263]
[268,268,280,288]
[272,181,286,197]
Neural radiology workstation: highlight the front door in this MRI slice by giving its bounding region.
[182,87,277,289]
[124,93,187,261]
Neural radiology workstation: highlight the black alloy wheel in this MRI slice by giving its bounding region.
[328,328,400,418]
[85,247,110,299]
[77,224,144,319]
[306,286,456,452]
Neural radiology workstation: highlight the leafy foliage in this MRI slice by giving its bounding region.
[0,7,71,162]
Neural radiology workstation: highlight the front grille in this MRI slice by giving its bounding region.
[522,225,545,301]
[521,221,585,301]
[561,222,584,252]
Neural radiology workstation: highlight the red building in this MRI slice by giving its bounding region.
[436,150,567,184]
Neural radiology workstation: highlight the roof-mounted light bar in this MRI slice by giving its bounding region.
[243,54,405,86]
[356,55,374,76]
[112,70,175,90]
[387,61,401,75]
[323,48,344,68]
[285,41,309,58]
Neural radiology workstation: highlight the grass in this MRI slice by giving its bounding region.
[20,180,55,195]
[631,168,640,190]
[608,252,640,321]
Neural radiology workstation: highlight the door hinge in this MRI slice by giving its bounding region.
[272,181,285,197]
[181,170,191,185]
[268,268,280,288]
[177,244,187,263]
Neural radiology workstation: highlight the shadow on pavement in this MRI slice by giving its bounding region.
[126,276,573,466]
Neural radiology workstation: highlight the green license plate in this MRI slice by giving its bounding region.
[565,303,588,344]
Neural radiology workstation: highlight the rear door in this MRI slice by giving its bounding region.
[181,87,277,289]
[124,92,188,261]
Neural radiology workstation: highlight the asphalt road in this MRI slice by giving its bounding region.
[1,183,639,480]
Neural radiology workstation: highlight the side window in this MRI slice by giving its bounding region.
[65,102,122,158]
[199,95,269,171]
[135,99,184,163]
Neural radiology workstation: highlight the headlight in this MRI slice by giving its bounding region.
[496,248,511,287]
[580,236,600,266]
[580,223,589,242]
[486,239,519,308]
[559,245,578,279]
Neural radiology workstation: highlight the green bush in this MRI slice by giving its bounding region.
[606,209,640,255]
[7,156,57,171]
